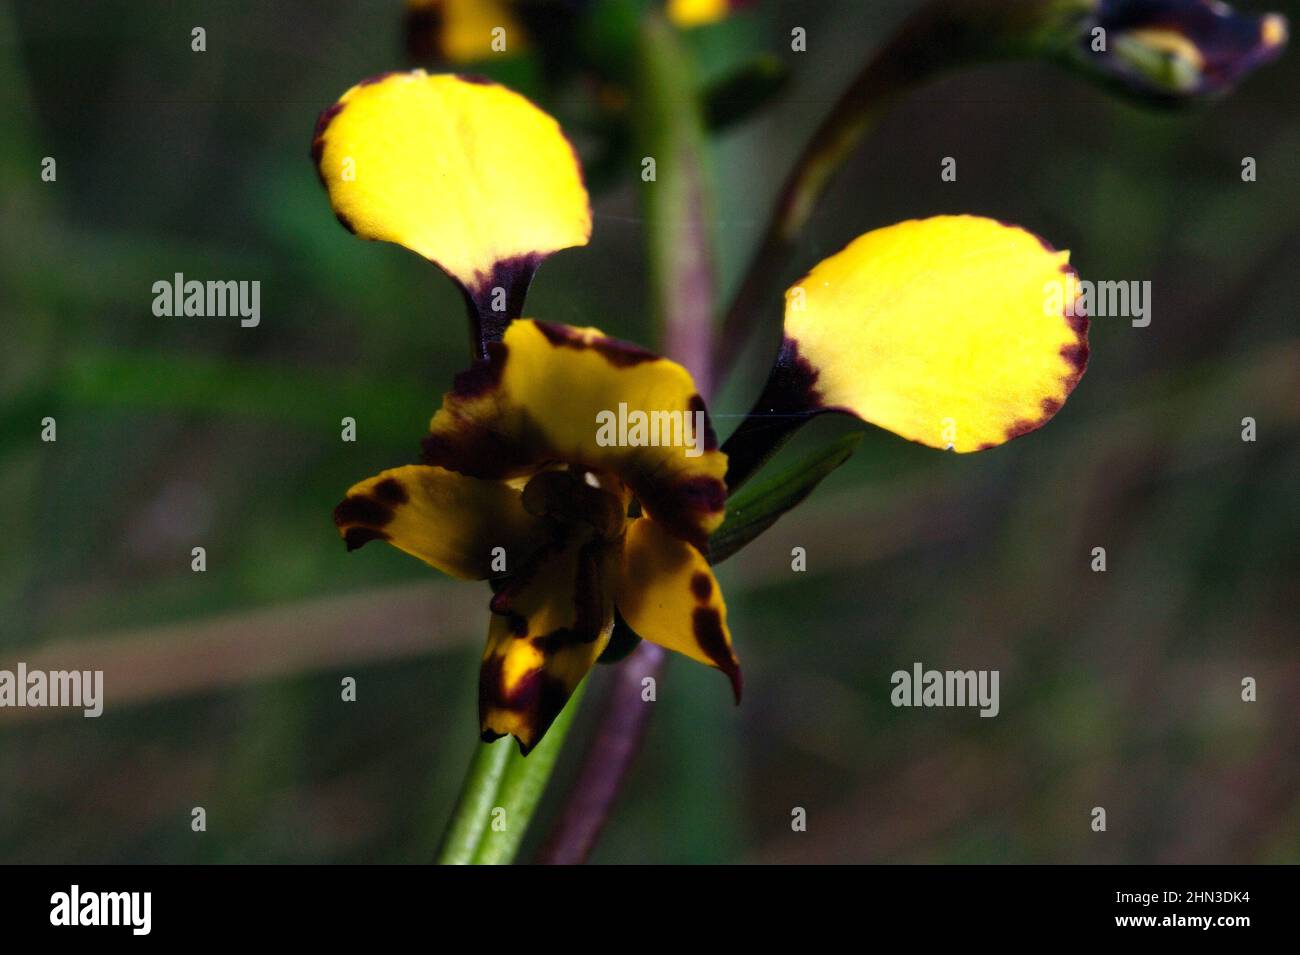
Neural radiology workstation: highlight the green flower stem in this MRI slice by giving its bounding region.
[714,0,1092,381]
[435,733,514,864]
[436,679,588,864]
[471,679,588,864]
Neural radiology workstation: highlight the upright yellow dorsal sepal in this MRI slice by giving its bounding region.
[311,71,592,354]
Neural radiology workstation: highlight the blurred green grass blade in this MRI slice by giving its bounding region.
[56,349,430,444]
[709,432,862,564]
[636,11,716,381]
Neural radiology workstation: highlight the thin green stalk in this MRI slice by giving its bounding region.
[436,679,588,865]
[435,734,514,864]
[471,679,588,864]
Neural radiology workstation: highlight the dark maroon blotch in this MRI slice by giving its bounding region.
[465,256,541,355]
[450,341,509,399]
[688,394,719,451]
[343,526,390,551]
[372,477,408,505]
[692,607,742,704]
[535,320,659,368]
[334,495,394,528]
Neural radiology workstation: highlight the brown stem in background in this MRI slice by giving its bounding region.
[536,642,666,864]
[538,13,715,865]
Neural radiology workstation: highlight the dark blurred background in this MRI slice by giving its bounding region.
[2,0,1296,863]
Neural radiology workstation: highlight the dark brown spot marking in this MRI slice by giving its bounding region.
[489,532,565,615]
[466,256,541,352]
[478,655,572,756]
[1061,342,1089,384]
[1004,418,1040,441]
[531,538,610,652]
[692,607,742,703]
[448,341,508,399]
[690,572,713,602]
[636,475,726,553]
[334,495,395,529]
[688,394,719,451]
[343,526,389,551]
[1057,263,1090,395]
[372,477,408,505]
[420,403,541,479]
[535,321,659,368]
[531,628,585,654]
[456,72,496,86]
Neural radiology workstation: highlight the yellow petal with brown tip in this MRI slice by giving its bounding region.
[783,215,1088,453]
[616,516,740,701]
[333,464,547,580]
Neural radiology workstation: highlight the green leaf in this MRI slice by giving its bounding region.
[709,432,862,565]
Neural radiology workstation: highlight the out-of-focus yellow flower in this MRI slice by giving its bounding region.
[404,0,744,64]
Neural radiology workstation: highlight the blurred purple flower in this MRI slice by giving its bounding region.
[1082,0,1287,99]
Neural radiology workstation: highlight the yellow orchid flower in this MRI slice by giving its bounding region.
[404,0,743,64]
[312,71,1087,754]
[314,71,731,753]
[333,319,734,754]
